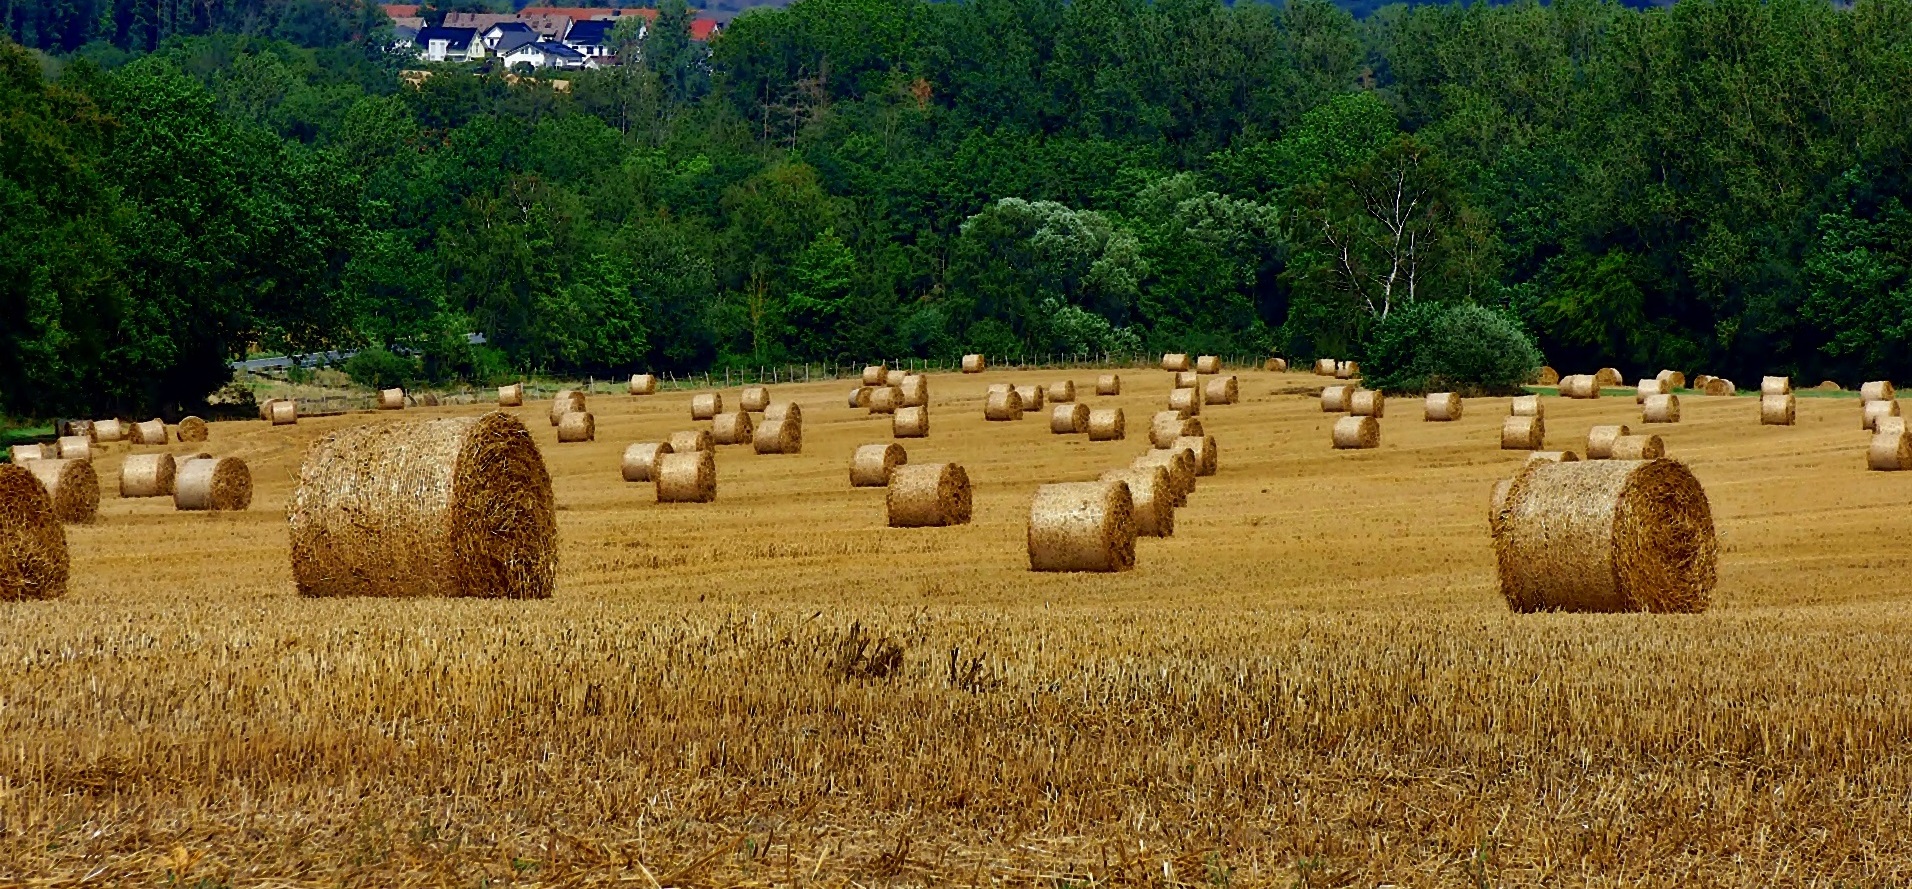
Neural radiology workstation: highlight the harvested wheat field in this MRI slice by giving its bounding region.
[7,370,1912,886]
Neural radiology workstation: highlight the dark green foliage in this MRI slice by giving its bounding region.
[342,346,420,389]
[1363,302,1542,395]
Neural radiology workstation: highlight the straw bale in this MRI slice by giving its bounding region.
[1132,450,1195,506]
[740,386,770,413]
[848,387,871,408]
[1314,358,1337,376]
[1694,374,1715,389]
[1099,466,1173,537]
[1096,374,1121,396]
[1203,375,1239,406]
[1862,380,1896,402]
[175,456,251,511]
[1559,375,1599,399]
[985,389,1024,421]
[1868,430,1912,471]
[1761,376,1792,396]
[1490,478,1515,529]
[1320,385,1355,413]
[1336,361,1360,379]
[884,368,908,387]
[1609,434,1664,460]
[1815,380,1842,391]
[1350,389,1384,418]
[1493,459,1715,613]
[1586,424,1630,460]
[56,436,92,462]
[1534,366,1560,385]
[1501,415,1545,450]
[1760,393,1796,426]
[621,442,672,482]
[1196,355,1221,374]
[887,463,972,527]
[547,390,584,425]
[1643,394,1681,424]
[1511,395,1544,417]
[629,374,657,395]
[176,416,209,443]
[754,416,802,454]
[1863,399,1900,431]
[120,453,176,498]
[961,354,985,374]
[1878,417,1906,438]
[1015,384,1046,411]
[1167,386,1202,418]
[711,411,754,445]
[0,464,67,600]
[10,445,45,462]
[1171,434,1219,477]
[987,383,1012,396]
[765,401,802,422]
[131,419,168,445]
[1050,403,1089,435]
[94,419,127,442]
[1162,353,1191,372]
[1265,358,1289,372]
[1174,371,1200,389]
[1149,412,1201,449]
[862,365,888,386]
[656,450,717,503]
[27,459,98,524]
[267,400,298,426]
[851,443,906,487]
[556,411,595,443]
[1703,378,1736,396]
[1047,380,1077,403]
[669,430,713,453]
[1332,416,1380,449]
[62,420,94,441]
[689,392,722,420]
[1634,380,1662,404]
[1656,370,1686,390]
[1594,367,1623,388]
[379,388,406,410]
[868,386,902,415]
[1530,451,1579,464]
[1087,408,1125,441]
[900,375,929,408]
[1027,481,1135,573]
[1424,392,1462,421]
[498,383,525,406]
[893,406,929,438]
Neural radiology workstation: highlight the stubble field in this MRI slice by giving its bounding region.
[6,367,1912,887]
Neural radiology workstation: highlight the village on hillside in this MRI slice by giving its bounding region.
[382,4,723,69]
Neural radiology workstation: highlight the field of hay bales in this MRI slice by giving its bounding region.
[8,367,1912,885]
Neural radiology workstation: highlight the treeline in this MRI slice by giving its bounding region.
[2,0,383,54]
[4,0,1912,417]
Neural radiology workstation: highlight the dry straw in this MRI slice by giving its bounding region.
[1015,384,1046,411]
[56,436,91,462]
[0,464,68,600]
[862,365,888,386]
[961,354,985,373]
[1761,393,1796,426]
[1133,450,1195,506]
[985,389,1023,421]
[1694,374,1715,390]
[1491,456,1582,532]
[498,383,525,407]
[1424,393,1462,421]
[1046,380,1076,403]
[1096,374,1121,396]
[1050,403,1089,435]
[94,419,127,442]
[1196,355,1221,374]
[1594,367,1623,388]
[900,375,929,408]
[740,386,770,413]
[868,386,902,414]
[1559,375,1599,399]
[621,442,672,482]
[1656,370,1686,390]
[1609,434,1664,460]
[556,411,595,443]
[629,374,657,395]
[549,390,585,425]
[120,453,176,498]
[753,416,802,454]
[27,459,98,524]
[379,388,405,410]
[1586,424,1630,460]
[1174,371,1200,389]
[1167,386,1202,418]
[848,387,870,408]
[1171,435,1219,477]
[10,445,45,462]
[1332,415,1380,449]
[711,411,754,445]
[1502,415,1545,450]
[1864,399,1900,431]
[669,429,713,454]
[1868,430,1911,471]
[1816,379,1842,390]
[63,420,95,441]
[1336,361,1360,379]
[1643,394,1682,423]
[1321,385,1355,413]
[1635,379,1663,404]
[656,450,717,503]
[1028,481,1136,572]
[270,400,299,425]
[1510,395,1544,418]
[1862,381,1896,402]
[1350,389,1385,418]
[1150,411,1201,449]
[887,463,972,527]
[1204,375,1239,405]
[1493,459,1716,613]
[1265,358,1289,372]
[1703,378,1736,396]
[765,401,801,422]
[884,368,907,387]
[1314,358,1337,376]
[893,405,929,438]
[689,392,722,420]
[132,419,168,445]
[1879,416,1907,438]
[1761,376,1792,396]
[1534,366,1560,385]
[1162,353,1191,372]
[176,416,208,443]
[850,443,906,487]
[1099,466,1173,537]
[1087,408,1125,441]
[1531,451,1580,464]
[175,456,251,511]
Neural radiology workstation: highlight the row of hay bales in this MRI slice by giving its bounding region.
[1311,359,1359,379]
[1322,386,1470,450]
[616,387,809,504]
[1861,381,1912,470]
[13,417,210,462]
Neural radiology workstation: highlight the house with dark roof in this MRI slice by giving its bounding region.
[414,26,479,62]
[499,40,594,71]
[443,12,520,33]
[482,22,538,56]
[561,20,618,63]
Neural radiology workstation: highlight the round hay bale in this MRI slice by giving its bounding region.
[1868,430,1911,471]
[176,416,209,443]
[1203,375,1239,405]
[1609,434,1664,460]
[1133,450,1196,506]
[1087,408,1125,441]
[868,386,902,415]
[1594,367,1623,388]
[556,411,595,443]
[1635,379,1663,404]
[629,374,657,395]
[1049,403,1089,435]
[94,419,127,443]
[1046,380,1076,403]
[1703,377,1736,396]
[379,388,405,410]
[884,368,908,387]
[887,463,972,527]
[1028,481,1135,573]
[1195,355,1221,375]
[120,453,176,498]
[1586,424,1630,460]
[1534,366,1560,386]
[711,411,754,445]
[1335,361,1360,380]
[1760,376,1792,396]
[961,354,985,374]
[1173,371,1200,390]
[131,419,168,445]
[270,401,299,426]
[1501,415,1545,450]
[753,416,802,454]
[27,459,98,523]
[175,456,251,512]
[985,389,1023,421]
[1760,393,1796,426]
[1314,358,1337,376]
[1096,374,1121,396]
[900,375,929,408]
[1350,389,1384,418]
[1015,384,1046,412]
[1878,417,1907,438]
[621,442,672,482]
[1265,357,1290,372]
[498,383,525,407]
[656,450,717,503]
[55,436,92,462]
[893,405,929,438]
[862,365,888,386]
[1559,375,1599,399]
[1656,370,1686,390]
[10,445,45,462]
[1149,412,1201,449]
[848,387,870,408]
[1493,459,1715,613]
[548,390,584,425]
[740,386,771,413]
[1321,385,1355,413]
[1332,416,1380,450]
[1815,380,1842,391]
[1161,353,1191,372]
[1424,393,1462,422]
[689,392,722,421]
[1864,399,1900,431]
[1167,387,1201,418]
[1530,451,1580,464]
[1862,381,1896,403]
[0,464,68,600]
[1693,374,1715,389]
[765,401,802,422]
[987,382,1012,396]
[1643,394,1682,424]
[1489,478,1515,530]
[668,430,713,454]
[1170,434,1219,477]
[1510,395,1544,418]
[851,443,906,487]
[1099,466,1173,538]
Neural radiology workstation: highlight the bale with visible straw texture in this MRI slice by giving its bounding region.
[0,464,67,600]
[1868,430,1911,471]
[1864,399,1900,431]
[1694,375,1715,390]
[94,420,127,443]
[1203,375,1239,406]
[269,401,299,426]
[1595,368,1623,388]
[1096,374,1121,396]
[669,429,712,454]
[1314,358,1337,376]
[1167,387,1201,418]
[378,388,406,411]
[56,436,91,462]
[1425,393,1462,421]
[1336,361,1360,379]
[1559,375,1599,399]
[1502,416,1545,450]
[1489,454,1582,531]
[712,411,754,445]
[900,375,929,408]
[1322,385,1357,413]
[1028,481,1135,573]
[1761,376,1792,396]
[556,411,595,443]
[1099,467,1173,537]
[1635,380,1662,404]
[1656,370,1686,390]
[62,420,94,441]
[690,392,722,420]
[1587,425,1630,460]
[1196,355,1221,374]
[848,387,871,408]
[1350,389,1384,418]
[1534,366,1560,385]
[893,406,929,438]
[1088,408,1125,441]
[10,445,45,462]
[868,386,902,415]
[1173,371,1200,389]
[985,389,1023,421]
[1015,384,1046,412]
[1171,435,1219,477]
[498,384,525,407]
[1332,416,1380,449]
[741,386,770,413]
[1511,395,1543,418]
[1493,459,1715,613]
[1162,353,1191,372]
[884,368,908,388]
[766,402,801,423]
[1046,380,1076,404]
[120,453,176,498]
[862,365,888,386]
[887,463,972,527]
[961,354,985,374]
[655,450,716,503]
[1862,381,1896,402]
[851,443,907,487]
[1761,393,1796,426]
[549,391,584,425]
[1879,417,1907,438]
[1050,403,1088,435]
[1817,380,1842,391]
[754,416,802,454]
[176,416,208,443]
[131,419,167,445]
[175,456,251,511]
[621,442,672,482]
[1703,378,1736,396]
[1609,434,1664,460]
[1150,412,1201,449]
[629,374,657,395]
[1134,449,1196,506]
[1643,394,1681,424]
[1531,451,1580,464]
[1265,358,1289,372]
[27,459,98,524]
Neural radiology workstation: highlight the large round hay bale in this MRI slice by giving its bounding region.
[1815,380,1842,391]
[1868,430,1911,471]
[1559,375,1599,399]
[1314,358,1337,376]
[1335,361,1360,380]
[1656,370,1686,390]
[1133,450,1195,506]
[1171,435,1219,476]
[690,392,722,420]
[556,411,595,443]
[175,456,251,511]
[176,416,209,443]
[985,389,1023,421]
[1332,415,1379,450]
[1028,481,1135,572]
[1861,381,1896,403]
[56,436,92,462]
[548,390,584,425]
[1099,466,1173,537]
[851,443,906,487]
[1635,379,1663,404]
[961,354,985,374]
[765,401,801,422]
[1693,374,1716,390]
[1050,403,1089,434]
[27,459,98,524]
[1167,386,1202,418]
[94,419,127,443]
[1863,399,1900,431]
[1195,355,1221,375]
[1878,417,1907,438]
[1087,408,1125,441]
[1493,459,1715,613]
[868,386,902,415]
[656,450,717,503]
[629,374,657,395]
[1534,366,1560,386]
[1173,371,1200,390]
[753,416,802,454]
[1586,424,1630,460]
[270,400,299,426]
[1510,395,1544,418]
[1265,357,1289,372]
[621,442,672,482]
[10,445,45,462]
[131,419,168,445]
[900,375,929,408]
[848,387,870,408]
[862,365,888,386]
[1501,415,1545,450]
[1096,374,1121,396]
[120,453,176,498]
[1162,353,1191,372]
[1350,389,1384,418]
[1149,412,1201,449]
[893,406,929,438]
[1424,393,1462,421]
[1760,376,1791,396]
[987,382,1012,396]
[498,383,525,407]
[379,388,406,411]
[1643,394,1681,423]
[669,429,713,454]
[1015,384,1045,412]
[1203,375,1239,406]
[1594,367,1623,388]
[1609,434,1664,460]
[740,386,770,413]
[711,411,754,445]
[1760,393,1796,426]
[887,463,972,527]
[884,368,907,387]
[1046,380,1076,404]
[1703,378,1736,396]
[0,463,68,599]
[1321,385,1355,413]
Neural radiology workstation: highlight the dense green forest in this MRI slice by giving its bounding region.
[4,0,1912,416]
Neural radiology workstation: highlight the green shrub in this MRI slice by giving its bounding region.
[1363,302,1541,395]
[342,347,421,390]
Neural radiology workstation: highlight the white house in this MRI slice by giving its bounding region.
[499,41,595,71]
[413,26,479,62]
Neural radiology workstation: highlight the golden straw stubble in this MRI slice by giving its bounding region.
[1087,408,1125,441]
[1027,481,1136,573]
[621,442,672,482]
[176,456,252,512]
[120,453,177,498]
[1050,403,1089,435]
[892,406,929,438]
[0,464,68,600]
[656,450,717,503]
[887,463,972,527]
[850,443,906,488]
[26,459,99,524]
[1098,466,1173,537]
